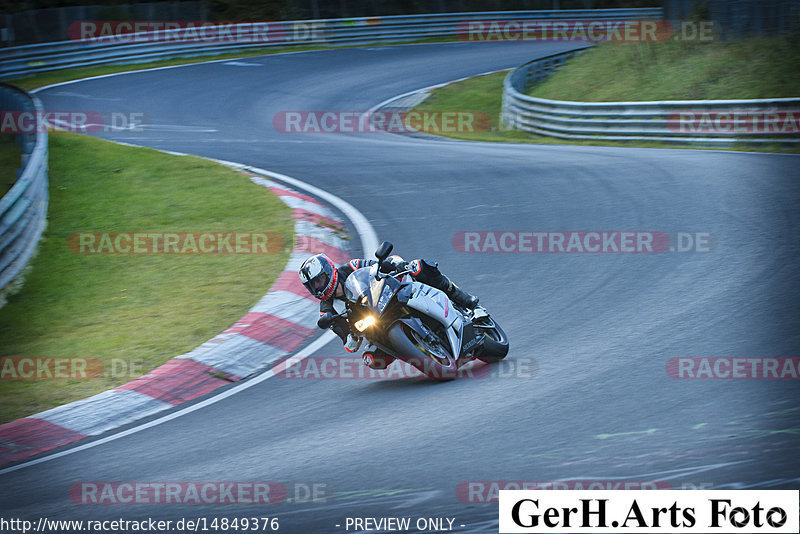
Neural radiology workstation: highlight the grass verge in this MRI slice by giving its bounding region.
[411,71,687,148]
[0,132,294,424]
[529,37,800,101]
[411,37,799,153]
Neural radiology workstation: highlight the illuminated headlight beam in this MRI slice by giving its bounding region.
[354,316,376,332]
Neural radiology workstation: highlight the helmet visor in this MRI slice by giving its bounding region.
[308,272,330,294]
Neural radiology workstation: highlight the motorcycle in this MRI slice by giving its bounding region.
[318,241,509,379]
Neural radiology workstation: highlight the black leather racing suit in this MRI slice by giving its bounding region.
[319,257,453,342]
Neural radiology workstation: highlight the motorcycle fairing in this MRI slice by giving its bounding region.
[406,281,465,359]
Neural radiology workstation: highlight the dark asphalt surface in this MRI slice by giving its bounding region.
[2,41,799,533]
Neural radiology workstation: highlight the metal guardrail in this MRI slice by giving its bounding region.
[502,50,800,146]
[0,9,661,80]
[0,9,662,291]
[0,83,48,290]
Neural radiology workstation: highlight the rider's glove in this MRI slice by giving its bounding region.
[344,333,363,353]
[330,317,349,343]
[379,259,396,274]
[380,258,408,274]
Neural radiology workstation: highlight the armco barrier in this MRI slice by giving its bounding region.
[502,49,800,146]
[0,9,661,79]
[0,83,48,291]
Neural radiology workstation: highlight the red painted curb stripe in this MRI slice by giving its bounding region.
[0,175,352,468]
[296,235,350,265]
[271,270,319,300]
[0,417,87,465]
[236,312,316,352]
[116,358,240,405]
[292,208,342,230]
[268,186,322,206]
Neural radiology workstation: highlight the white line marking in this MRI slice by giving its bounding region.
[29,48,334,94]
[28,42,469,95]
[365,68,512,116]
[1,48,508,475]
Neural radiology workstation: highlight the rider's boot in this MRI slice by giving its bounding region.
[445,280,479,310]
[414,259,479,310]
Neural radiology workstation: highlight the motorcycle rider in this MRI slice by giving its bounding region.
[298,252,478,367]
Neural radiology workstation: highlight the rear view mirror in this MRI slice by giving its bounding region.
[375,241,393,262]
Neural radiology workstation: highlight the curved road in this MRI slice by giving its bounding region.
[2,41,799,532]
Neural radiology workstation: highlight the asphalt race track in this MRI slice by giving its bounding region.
[2,41,800,532]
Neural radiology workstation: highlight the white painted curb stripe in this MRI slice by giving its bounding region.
[177,335,288,379]
[250,290,320,324]
[22,171,347,434]
[35,390,173,437]
[295,220,349,249]
[0,331,336,475]
[0,162,375,475]
[279,195,336,218]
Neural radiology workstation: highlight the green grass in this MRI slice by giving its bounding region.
[411,36,800,153]
[411,70,550,143]
[528,37,800,101]
[411,71,676,147]
[0,133,295,424]
[0,135,21,194]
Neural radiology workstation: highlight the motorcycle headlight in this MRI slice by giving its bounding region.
[354,315,376,332]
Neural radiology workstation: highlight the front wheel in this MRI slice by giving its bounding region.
[387,323,459,380]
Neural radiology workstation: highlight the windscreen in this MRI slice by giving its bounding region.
[344,267,372,303]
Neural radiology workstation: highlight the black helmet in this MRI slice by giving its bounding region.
[299,253,339,300]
